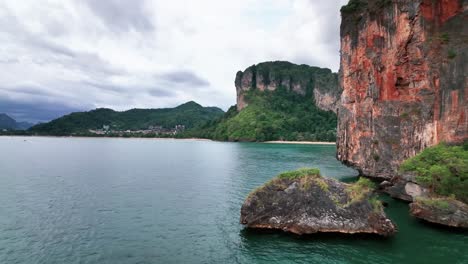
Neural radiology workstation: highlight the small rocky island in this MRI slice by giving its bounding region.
[410,198,468,228]
[240,168,396,236]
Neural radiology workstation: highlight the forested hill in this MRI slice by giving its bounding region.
[29,101,224,136]
[184,61,339,142]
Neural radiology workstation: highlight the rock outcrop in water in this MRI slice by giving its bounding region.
[384,172,430,202]
[382,142,468,228]
[384,173,468,228]
[240,169,396,236]
[337,0,468,179]
[410,197,468,228]
[235,61,341,113]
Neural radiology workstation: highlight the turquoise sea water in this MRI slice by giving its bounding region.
[0,137,466,264]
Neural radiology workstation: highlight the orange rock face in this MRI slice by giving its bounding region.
[337,0,468,179]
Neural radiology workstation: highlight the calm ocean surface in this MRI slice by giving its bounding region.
[0,137,466,264]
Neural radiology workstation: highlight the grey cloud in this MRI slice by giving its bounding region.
[0,6,124,77]
[310,1,344,43]
[84,0,154,32]
[0,97,88,124]
[82,81,128,93]
[0,58,19,64]
[83,81,176,98]
[29,38,125,77]
[7,85,52,97]
[23,35,124,77]
[28,37,76,58]
[66,51,125,76]
[291,55,323,70]
[0,7,73,58]
[147,87,176,97]
[160,71,210,87]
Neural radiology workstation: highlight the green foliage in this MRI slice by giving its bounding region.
[345,177,376,204]
[251,61,333,93]
[369,196,384,213]
[448,49,457,59]
[415,197,451,210]
[247,168,321,199]
[190,89,337,142]
[355,177,376,189]
[440,33,450,44]
[377,0,392,8]
[341,0,368,14]
[277,168,321,180]
[29,101,224,136]
[314,177,330,192]
[400,143,468,203]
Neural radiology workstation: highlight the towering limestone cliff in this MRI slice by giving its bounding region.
[337,0,468,179]
[194,61,340,142]
[235,61,341,113]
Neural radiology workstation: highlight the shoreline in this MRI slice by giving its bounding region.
[0,135,213,141]
[1,135,336,145]
[264,141,336,145]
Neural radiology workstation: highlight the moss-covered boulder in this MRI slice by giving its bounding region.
[410,197,468,228]
[240,168,396,236]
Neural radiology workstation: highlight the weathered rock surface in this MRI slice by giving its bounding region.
[337,0,468,179]
[410,198,468,228]
[385,173,430,202]
[240,175,396,236]
[235,61,341,113]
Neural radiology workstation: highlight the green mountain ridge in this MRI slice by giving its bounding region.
[185,90,337,142]
[29,101,224,136]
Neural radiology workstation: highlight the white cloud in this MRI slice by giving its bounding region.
[0,0,348,122]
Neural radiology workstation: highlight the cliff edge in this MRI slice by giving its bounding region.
[337,0,468,179]
[235,61,341,113]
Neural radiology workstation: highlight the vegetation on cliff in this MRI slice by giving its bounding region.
[340,0,368,14]
[400,143,468,203]
[29,101,224,136]
[237,61,334,94]
[340,0,392,14]
[187,88,337,142]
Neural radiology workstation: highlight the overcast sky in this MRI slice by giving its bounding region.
[0,0,348,123]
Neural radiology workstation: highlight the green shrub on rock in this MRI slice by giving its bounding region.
[400,143,468,203]
[277,168,321,180]
[341,0,368,14]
